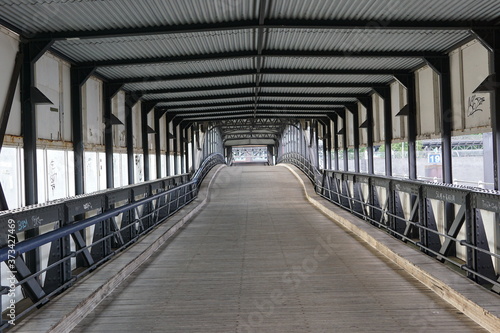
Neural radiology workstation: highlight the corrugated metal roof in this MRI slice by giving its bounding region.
[265,56,423,70]
[0,0,497,134]
[96,58,254,80]
[142,88,255,101]
[163,97,255,107]
[0,0,257,34]
[123,75,255,92]
[269,0,500,22]
[179,110,256,117]
[260,87,372,94]
[259,104,342,109]
[259,96,358,103]
[266,29,470,52]
[53,29,255,62]
[167,104,256,112]
[261,74,393,84]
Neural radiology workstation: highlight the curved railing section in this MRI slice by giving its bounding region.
[0,153,225,329]
[278,152,323,191]
[279,152,500,294]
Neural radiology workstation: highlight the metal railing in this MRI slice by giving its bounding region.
[278,152,500,294]
[0,153,225,330]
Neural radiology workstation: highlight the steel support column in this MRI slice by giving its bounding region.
[125,93,141,185]
[427,57,455,246]
[141,102,155,181]
[339,109,348,171]
[103,83,122,189]
[347,105,360,173]
[20,40,53,275]
[184,126,190,173]
[374,87,393,176]
[363,97,375,175]
[166,114,171,177]
[322,121,328,170]
[314,120,320,169]
[395,74,418,180]
[173,121,179,175]
[71,67,95,194]
[0,51,23,211]
[154,109,162,179]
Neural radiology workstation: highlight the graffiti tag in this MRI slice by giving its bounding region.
[467,95,486,117]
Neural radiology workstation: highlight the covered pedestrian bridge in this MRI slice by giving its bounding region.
[0,1,499,332]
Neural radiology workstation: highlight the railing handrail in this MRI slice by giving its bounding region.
[278,151,500,293]
[0,172,191,216]
[0,181,194,263]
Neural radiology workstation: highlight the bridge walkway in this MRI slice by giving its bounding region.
[69,164,484,333]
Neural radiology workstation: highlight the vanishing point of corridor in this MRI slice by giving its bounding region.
[72,165,484,333]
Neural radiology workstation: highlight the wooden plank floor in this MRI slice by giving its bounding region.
[72,165,485,333]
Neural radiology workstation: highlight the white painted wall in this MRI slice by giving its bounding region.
[160,113,167,151]
[391,81,408,142]
[450,39,492,135]
[112,91,126,149]
[415,65,441,139]
[82,77,104,147]
[346,108,354,148]
[0,28,21,136]
[359,102,367,146]
[35,53,72,142]
[133,101,142,151]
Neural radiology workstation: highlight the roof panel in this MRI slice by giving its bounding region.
[142,88,255,100]
[259,104,341,109]
[269,0,500,22]
[260,87,372,94]
[264,56,423,70]
[0,0,257,34]
[123,75,255,92]
[163,97,255,107]
[261,74,393,84]
[259,96,357,103]
[53,29,255,62]
[167,104,256,112]
[266,29,471,52]
[96,58,254,80]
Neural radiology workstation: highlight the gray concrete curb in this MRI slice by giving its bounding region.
[281,164,500,333]
[11,165,226,333]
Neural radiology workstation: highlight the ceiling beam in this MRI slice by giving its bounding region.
[181,113,329,121]
[167,105,342,113]
[79,50,438,68]
[174,108,338,117]
[161,100,348,110]
[111,68,407,84]
[25,19,492,41]
[132,82,383,94]
[146,92,365,103]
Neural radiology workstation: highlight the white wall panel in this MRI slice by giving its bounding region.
[0,28,21,136]
[147,110,155,151]
[337,122,344,149]
[112,91,126,148]
[160,113,167,151]
[462,40,491,132]
[359,102,367,146]
[346,109,354,148]
[450,39,492,134]
[61,60,72,141]
[82,77,104,146]
[416,65,440,139]
[36,54,61,141]
[391,81,407,141]
[132,101,141,150]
